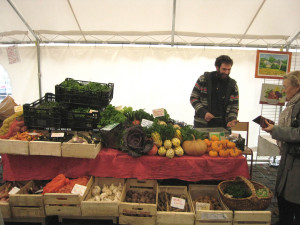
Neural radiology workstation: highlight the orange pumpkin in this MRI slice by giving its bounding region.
[220,139,229,148]
[210,135,219,141]
[211,141,223,152]
[219,149,229,157]
[209,150,218,157]
[182,135,207,156]
[229,147,242,157]
[227,141,236,148]
[204,139,212,147]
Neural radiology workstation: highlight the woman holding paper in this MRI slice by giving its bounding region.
[263,70,300,225]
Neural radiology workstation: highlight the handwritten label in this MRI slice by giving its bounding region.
[152,108,165,118]
[9,187,20,195]
[170,197,185,210]
[71,184,87,196]
[14,105,23,112]
[141,119,153,128]
[89,109,98,113]
[196,202,211,210]
[51,132,65,138]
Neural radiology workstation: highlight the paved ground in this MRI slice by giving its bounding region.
[1,162,279,225]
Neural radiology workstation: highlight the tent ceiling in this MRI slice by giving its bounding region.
[1,0,299,49]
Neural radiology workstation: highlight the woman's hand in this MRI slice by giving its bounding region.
[262,119,274,133]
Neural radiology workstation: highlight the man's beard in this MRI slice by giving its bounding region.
[217,70,229,80]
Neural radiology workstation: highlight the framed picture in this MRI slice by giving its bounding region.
[259,83,286,106]
[255,50,292,79]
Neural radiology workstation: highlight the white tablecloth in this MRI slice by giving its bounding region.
[257,135,280,156]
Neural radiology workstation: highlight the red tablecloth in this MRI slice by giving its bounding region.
[1,148,250,182]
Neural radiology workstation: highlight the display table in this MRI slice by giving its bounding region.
[257,135,280,156]
[1,148,250,182]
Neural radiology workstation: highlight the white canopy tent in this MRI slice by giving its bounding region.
[0,0,300,148]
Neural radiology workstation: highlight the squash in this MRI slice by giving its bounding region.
[174,129,183,142]
[209,150,218,157]
[182,135,207,156]
[166,149,175,159]
[227,141,236,148]
[171,137,181,147]
[219,149,229,157]
[174,146,184,156]
[151,132,162,147]
[229,147,242,157]
[204,138,212,147]
[158,146,167,156]
[211,141,223,152]
[164,140,172,149]
[210,135,219,141]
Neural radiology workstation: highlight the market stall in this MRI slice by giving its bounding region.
[1,148,250,182]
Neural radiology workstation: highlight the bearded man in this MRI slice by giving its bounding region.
[190,55,239,130]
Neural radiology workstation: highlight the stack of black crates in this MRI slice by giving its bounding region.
[23,78,114,131]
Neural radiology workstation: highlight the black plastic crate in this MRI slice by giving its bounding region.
[23,93,64,130]
[55,78,114,109]
[62,109,100,131]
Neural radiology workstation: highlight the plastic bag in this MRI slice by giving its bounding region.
[0,96,18,121]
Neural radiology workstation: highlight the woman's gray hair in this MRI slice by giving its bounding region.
[284,71,300,87]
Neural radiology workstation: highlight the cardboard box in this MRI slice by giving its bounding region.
[61,142,101,159]
[119,179,158,225]
[81,177,125,217]
[29,141,61,157]
[0,139,28,155]
[44,176,93,216]
[189,184,233,225]
[157,186,194,225]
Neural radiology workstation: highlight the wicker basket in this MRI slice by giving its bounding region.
[218,176,273,210]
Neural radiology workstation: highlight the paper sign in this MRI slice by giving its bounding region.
[196,202,211,210]
[9,186,20,195]
[170,197,185,210]
[51,132,65,138]
[71,184,87,196]
[101,123,119,131]
[141,119,153,128]
[152,108,165,118]
[14,105,23,112]
[7,45,20,64]
[89,109,99,113]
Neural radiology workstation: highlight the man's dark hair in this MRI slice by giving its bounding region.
[215,55,233,67]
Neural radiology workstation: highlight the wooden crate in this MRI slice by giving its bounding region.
[81,177,125,217]
[44,176,93,216]
[29,141,61,157]
[0,183,11,219]
[157,186,194,225]
[119,179,158,225]
[0,139,28,155]
[189,184,233,225]
[61,142,101,159]
[9,180,45,218]
[233,211,271,225]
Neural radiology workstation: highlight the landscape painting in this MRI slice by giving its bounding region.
[255,50,292,79]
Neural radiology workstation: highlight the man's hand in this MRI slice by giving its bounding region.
[227,120,239,128]
[262,119,274,133]
[204,112,215,122]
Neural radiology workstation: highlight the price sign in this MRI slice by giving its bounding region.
[152,108,165,118]
[101,123,119,131]
[141,119,153,128]
[196,202,211,210]
[170,197,185,210]
[14,105,23,112]
[51,132,65,138]
[71,184,87,196]
[9,187,20,195]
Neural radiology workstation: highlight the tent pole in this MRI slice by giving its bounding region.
[36,40,42,98]
[171,0,176,47]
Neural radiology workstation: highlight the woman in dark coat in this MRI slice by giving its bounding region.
[263,70,300,225]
